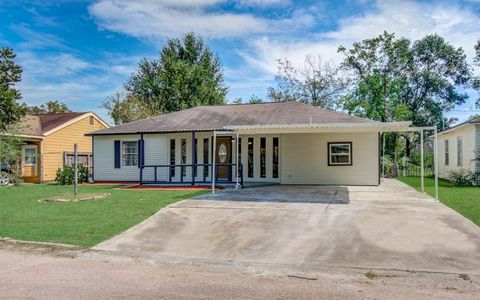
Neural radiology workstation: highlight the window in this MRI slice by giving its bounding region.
[23,146,37,165]
[260,137,266,178]
[248,137,254,178]
[272,137,279,178]
[203,138,209,178]
[457,136,463,167]
[444,140,449,166]
[89,116,95,126]
[122,141,138,166]
[181,139,187,176]
[328,142,352,166]
[170,139,175,177]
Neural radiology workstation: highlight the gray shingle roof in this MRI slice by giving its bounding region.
[87,102,375,136]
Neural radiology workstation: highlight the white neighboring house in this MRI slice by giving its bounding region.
[437,116,480,179]
[86,102,412,186]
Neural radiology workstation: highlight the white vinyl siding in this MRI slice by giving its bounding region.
[93,135,140,181]
[437,125,476,178]
[280,132,379,185]
[93,132,380,185]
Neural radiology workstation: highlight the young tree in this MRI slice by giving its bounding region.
[102,92,153,125]
[267,55,348,109]
[28,100,71,114]
[125,32,227,114]
[0,47,26,131]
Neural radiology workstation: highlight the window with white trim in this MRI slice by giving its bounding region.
[328,142,352,166]
[444,139,449,166]
[122,141,138,166]
[23,146,37,165]
[457,136,463,167]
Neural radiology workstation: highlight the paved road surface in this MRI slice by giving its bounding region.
[0,246,479,299]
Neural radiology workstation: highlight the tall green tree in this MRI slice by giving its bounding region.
[339,32,471,129]
[125,32,227,115]
[339,32,471,175]
[0,47,26,132]
[28,100,71,114]
[267,55,348,109]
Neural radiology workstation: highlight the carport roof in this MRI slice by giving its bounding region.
[87,102,401,136]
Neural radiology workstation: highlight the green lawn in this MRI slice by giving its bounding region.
[0,184,206,247]
[398,176,480,227]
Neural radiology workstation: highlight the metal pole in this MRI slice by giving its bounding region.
[212,131,216,194]
[192,131,196,186]
[382,132,386,179]
[74,143,78,196]
[235,132,239,189]
[434,127,439,201]
[420,130,424,192]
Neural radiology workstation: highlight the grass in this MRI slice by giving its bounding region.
[398,176,480,227]
[0,184,206,247]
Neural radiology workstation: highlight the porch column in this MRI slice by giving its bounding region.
[382,133,386,179]
[212,131,216,194]
[139,133,144,185]
[420,129,424,192]
[235,132,239,189]
[192,131,196,186]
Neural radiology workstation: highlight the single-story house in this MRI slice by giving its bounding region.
[437,116,480,179]
[87,102,412,186]
[4,112,109,183]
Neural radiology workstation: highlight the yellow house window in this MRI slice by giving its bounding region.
[89,116,95,126]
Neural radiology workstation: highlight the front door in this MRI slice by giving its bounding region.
[216,137,232,180]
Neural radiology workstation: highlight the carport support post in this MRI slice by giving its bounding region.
[434,127,439,201]
[192,131,195,186]
[420,129,424,192]
[212,131,216,194]
[235,132,239,189]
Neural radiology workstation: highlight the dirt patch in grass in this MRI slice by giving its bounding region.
[38,193,110,203]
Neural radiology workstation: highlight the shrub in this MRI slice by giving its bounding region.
[447,169,478,186]
[55,164,88,185]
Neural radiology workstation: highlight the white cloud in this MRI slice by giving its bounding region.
[242,0,480,75]
[15,50,143,122]
[88,0,315,39]
[88,0,270,38]
[236,0,290,7]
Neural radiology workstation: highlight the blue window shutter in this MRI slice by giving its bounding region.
[137,140,142,168]
[114,140,121,168]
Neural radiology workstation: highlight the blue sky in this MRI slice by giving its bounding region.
[1,0,479,124]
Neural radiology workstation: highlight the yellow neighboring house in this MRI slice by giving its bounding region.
[14,112,109,183]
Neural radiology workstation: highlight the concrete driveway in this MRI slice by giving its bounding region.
[93,179,480,274]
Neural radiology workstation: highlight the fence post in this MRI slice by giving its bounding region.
[420,129,424,192]
[74,143,78,196]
